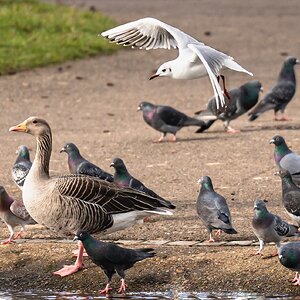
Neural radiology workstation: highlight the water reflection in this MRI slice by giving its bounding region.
[0,290,296,300]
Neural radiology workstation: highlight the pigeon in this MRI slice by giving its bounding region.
[101,17,252,109]
[60,143,114,182]
[195,80,263,133]
[251,199,299,256]
[279,242,300,285]
[196,176,237,242]
[0,185,35,244]
[74,230,156,294]
[249,56,299,121]
[110,157,175,208]
[137,101,206,142]
[278,170,300,226]
[11,145,32,190]
[269,135,300,184]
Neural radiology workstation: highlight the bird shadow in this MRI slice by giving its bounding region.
[174,134,239,143]
[241,124,300,133]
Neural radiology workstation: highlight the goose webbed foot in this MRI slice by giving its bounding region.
[53,241,85,277]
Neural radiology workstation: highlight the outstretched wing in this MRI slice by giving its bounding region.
[101,17,198,50]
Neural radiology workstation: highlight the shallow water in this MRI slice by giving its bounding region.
[0,290,297,300]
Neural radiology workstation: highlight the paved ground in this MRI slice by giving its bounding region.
[0,0,300,296]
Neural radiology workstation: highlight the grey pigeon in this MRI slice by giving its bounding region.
[279,242,300,285]
[269,135,300,184]
[249,56,299,121]
[110,158,175,210]
[137,101,205,142]
[60,143,113,182]
[251,199,299,256]
[74,230,156,294]
[11,145,32,190]
[195,80,263,133]
[196,176,237,242]
[0,185,35,244]
[279,170,300,226]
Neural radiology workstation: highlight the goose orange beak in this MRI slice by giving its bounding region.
[9,121,27,132]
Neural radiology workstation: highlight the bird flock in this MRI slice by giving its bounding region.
[0,17,299,295]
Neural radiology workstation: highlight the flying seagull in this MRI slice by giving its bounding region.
[101,17,253,108]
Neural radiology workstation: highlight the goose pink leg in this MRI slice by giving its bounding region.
[53,241,85,277]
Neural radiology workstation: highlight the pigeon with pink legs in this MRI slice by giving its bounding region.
[0,185,35,244]
[251,199,299,256]
[279,242,300,285]
[196,176,237,242]
[74,230,155,295]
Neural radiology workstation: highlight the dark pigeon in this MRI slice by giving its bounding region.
[195,80,263,133]
[60,143,113,182]
[11,145,32,190]
[249,56,299,121]
[279,242,300,285]
[196,176,237,242]
[74,230,156,294]
[137,101,205,142]
[279,170,300,226]
[269,135,300,183]
[0,185,36,244]
[252,199,299,256]
[110,157,175,209]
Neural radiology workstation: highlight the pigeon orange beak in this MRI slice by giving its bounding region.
[149,74,159,80]
[9,121,27,133]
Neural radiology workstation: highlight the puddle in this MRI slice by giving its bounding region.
[0,290,296,300]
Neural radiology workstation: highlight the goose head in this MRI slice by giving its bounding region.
[9,117,51,137]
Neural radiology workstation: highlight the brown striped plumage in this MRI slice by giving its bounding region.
[9,117,175,236]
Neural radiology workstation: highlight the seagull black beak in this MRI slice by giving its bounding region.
[60,147,66,153]
[269,139,275,144]
[73,235,78,242]
[149,74,159,80]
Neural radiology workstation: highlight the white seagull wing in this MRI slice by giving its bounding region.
[101,17,199,50]
[188,44,225,108]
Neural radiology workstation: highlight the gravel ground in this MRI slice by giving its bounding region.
[0,0,300,296]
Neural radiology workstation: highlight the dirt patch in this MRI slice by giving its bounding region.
[1,0,300,296]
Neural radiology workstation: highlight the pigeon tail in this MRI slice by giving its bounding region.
[223,58,253,76]
[182,117,206,127]
[286,225,300,237]
[222,228,237,234]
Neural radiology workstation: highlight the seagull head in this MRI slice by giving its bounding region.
[149,62,173,80]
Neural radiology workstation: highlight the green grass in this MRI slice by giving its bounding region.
[0,0,118,75]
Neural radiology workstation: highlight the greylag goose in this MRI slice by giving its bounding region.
[60,142,113,182]
[9,116,175,277]
[12,145,32,190]
[0,185,35,244]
